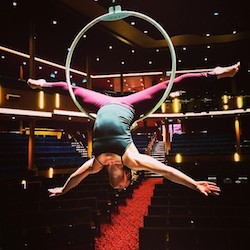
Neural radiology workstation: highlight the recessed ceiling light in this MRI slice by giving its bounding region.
[233,30,237,34]
[52,20,57,25]
[207,45,211,49]
[131,21,136,26]
[144,30,148,34]
[213,12,219,16]
[206,33,210,37]
[12,2,17,7]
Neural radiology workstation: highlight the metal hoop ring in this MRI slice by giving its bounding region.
[65,8,176,121]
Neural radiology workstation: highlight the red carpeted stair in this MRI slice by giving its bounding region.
[95,178,163,250]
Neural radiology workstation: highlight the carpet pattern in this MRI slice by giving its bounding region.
[95,178,163,250]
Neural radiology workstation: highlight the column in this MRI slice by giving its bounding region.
[86,55,92,89]
[28,120,35,171]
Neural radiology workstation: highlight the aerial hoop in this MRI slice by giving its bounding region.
[65,5,176,121]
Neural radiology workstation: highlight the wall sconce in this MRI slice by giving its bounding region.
[173,98,181,113]
[234,152,240,162]
[48,167,54,178]
[236,96,243,109]
[175,153,182,163]
[38,91,44,109]
[55,93,60,108]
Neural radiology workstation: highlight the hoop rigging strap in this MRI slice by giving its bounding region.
[65,5,176,121]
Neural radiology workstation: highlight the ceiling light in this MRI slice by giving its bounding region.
[1,55,5,59]
[121,61,125,65]
[12,2,17,7]
[205,33,210,37]
[213,12,219,16]
[233,30,237,34]
[131,21,135,26]
[204,57,208,61]
[131,49,135,53]
[96,57,100,61]
[109,45,113,49]
[207,45,211,49]
[182,47,187,51]
[39,66,42,70]
[156,49,160,52]
[52,20,57,25]
[148,61,153,65]
[144,30,148,34]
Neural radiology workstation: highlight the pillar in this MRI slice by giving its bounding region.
[163,120,171,154]
[120,73,124,94]
[86,56,92,89]
[29,5,36,79]
[28,120,35,171]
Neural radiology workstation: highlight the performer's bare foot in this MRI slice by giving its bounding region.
[27,78,46,89]
[213,62,240,79]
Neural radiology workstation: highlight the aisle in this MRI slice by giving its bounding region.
[95,178,163,250]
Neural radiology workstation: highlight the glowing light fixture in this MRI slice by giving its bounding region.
[21,180,27,189]
[175,153,182,163]
[48,167,54,178]
[236,96,243,109]
[39,91,44,109]
[173,98,181,113]
[234,152,240,162]
[55,93,60,108]
[161,102,167,113]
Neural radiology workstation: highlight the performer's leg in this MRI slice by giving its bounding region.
[120,62,240,118]
[28,79,113,113]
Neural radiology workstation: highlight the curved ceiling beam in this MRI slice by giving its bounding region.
[60,0,250,49]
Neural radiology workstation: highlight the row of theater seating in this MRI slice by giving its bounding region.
[0,170,144,249]
[0,132,151,176]
[139,176,250,250]
[0,133,88,174]
[169,132,237,155]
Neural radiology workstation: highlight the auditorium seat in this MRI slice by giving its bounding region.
[167,228,197,250]
[196,228,229,250]
[139,227,167,250]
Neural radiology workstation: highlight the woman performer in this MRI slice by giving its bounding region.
[28,62,240,196]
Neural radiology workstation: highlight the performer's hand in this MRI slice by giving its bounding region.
[195,181,221,196]
[48,187,64,197]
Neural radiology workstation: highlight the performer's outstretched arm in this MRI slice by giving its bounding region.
[48,158,103,197]
[124,144,221,196]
